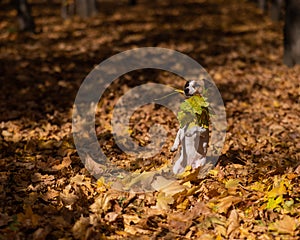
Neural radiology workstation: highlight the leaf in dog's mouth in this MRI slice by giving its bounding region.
[154,89,184,101]
[178,95,210,129]
[174,89,184,94]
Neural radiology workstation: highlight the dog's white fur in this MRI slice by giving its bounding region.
[184,80,201,96]
[171,125,209,174]
[171,80,209,174]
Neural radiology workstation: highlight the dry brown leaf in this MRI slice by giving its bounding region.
[215,196,242,214]
[151,176,175,191]
[0,213,12,227]
[190,202,212,218]
[51,156,72,170]
[123,214,141,226]
[60,185,78,209]
[70,174,85,185]
[227,209,240,236]
[32,227,51,240]
[124,225,151,235]
[154,192,174,210]
[90,192,120,214]
[31,173,55,183]
[168,216,193,235]
[40,189,60,201]
[269,215,298,235]
[159,180,187,196]
[104,212,119,223]
[72,215,90,240]
[17,205,40,228]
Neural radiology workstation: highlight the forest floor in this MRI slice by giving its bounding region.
[0,0,300,239]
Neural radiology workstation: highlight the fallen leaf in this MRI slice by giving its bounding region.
[60,185,78,209]
[151,176,175,191]
[72,215,90,239]
[0,213,13,227]
[227,209,240,236]
[154,192,174,210]
[214,196,242,214]
[269,215,298,235]
[40,189,60,201]
[17,205,39,228]
[33,227,51,240]
[225,179,240,189]
[168,213,193,235]
[51,156,72,170]
[123,214,141,226]
[31,173,55,183]
[105,212,119,223]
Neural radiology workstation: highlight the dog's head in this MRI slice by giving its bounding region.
[184,80,201,96]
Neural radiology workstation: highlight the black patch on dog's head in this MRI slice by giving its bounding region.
[184,80,198,96]
[184,81,191,89]
[184,81,192,96]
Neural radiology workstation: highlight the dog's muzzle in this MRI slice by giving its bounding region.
[184,88,192,96]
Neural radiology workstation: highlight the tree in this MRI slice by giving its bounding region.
[12,0,35,32]
[283,0,300,67]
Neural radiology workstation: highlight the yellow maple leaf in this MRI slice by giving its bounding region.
[96,176,109,192]
[267,180,287,198]
[154,192,174,210]
[225,179,240,189]
[264,176,293,211]
[249,181,266,192]
[176,198,190,210]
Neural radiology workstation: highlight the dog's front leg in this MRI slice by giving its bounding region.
[203,142,208,155]
[170,128,183,152]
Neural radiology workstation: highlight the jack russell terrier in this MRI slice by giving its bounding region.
[171,80,209,174]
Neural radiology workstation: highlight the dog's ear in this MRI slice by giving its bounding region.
[191,81,201,88]
[202,78,213,90]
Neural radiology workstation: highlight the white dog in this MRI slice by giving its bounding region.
[171,80,209,174]
[171,125,209,174]
[184,79,201,96]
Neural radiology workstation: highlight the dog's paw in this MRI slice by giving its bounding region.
[170,146,178,152]
[192,157,206,169]
[173,162,184,174]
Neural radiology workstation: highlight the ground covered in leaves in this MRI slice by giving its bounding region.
[1,0,300,239]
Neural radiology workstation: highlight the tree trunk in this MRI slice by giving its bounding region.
[76,0,97,18]
[283,0,300,67]
[12,0,35,32]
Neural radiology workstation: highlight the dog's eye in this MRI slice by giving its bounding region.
[184,81,190,89]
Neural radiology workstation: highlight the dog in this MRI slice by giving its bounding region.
[184,79,201,96]
[171,80,209,174]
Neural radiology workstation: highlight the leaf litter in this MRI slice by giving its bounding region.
[1,0,300,239]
